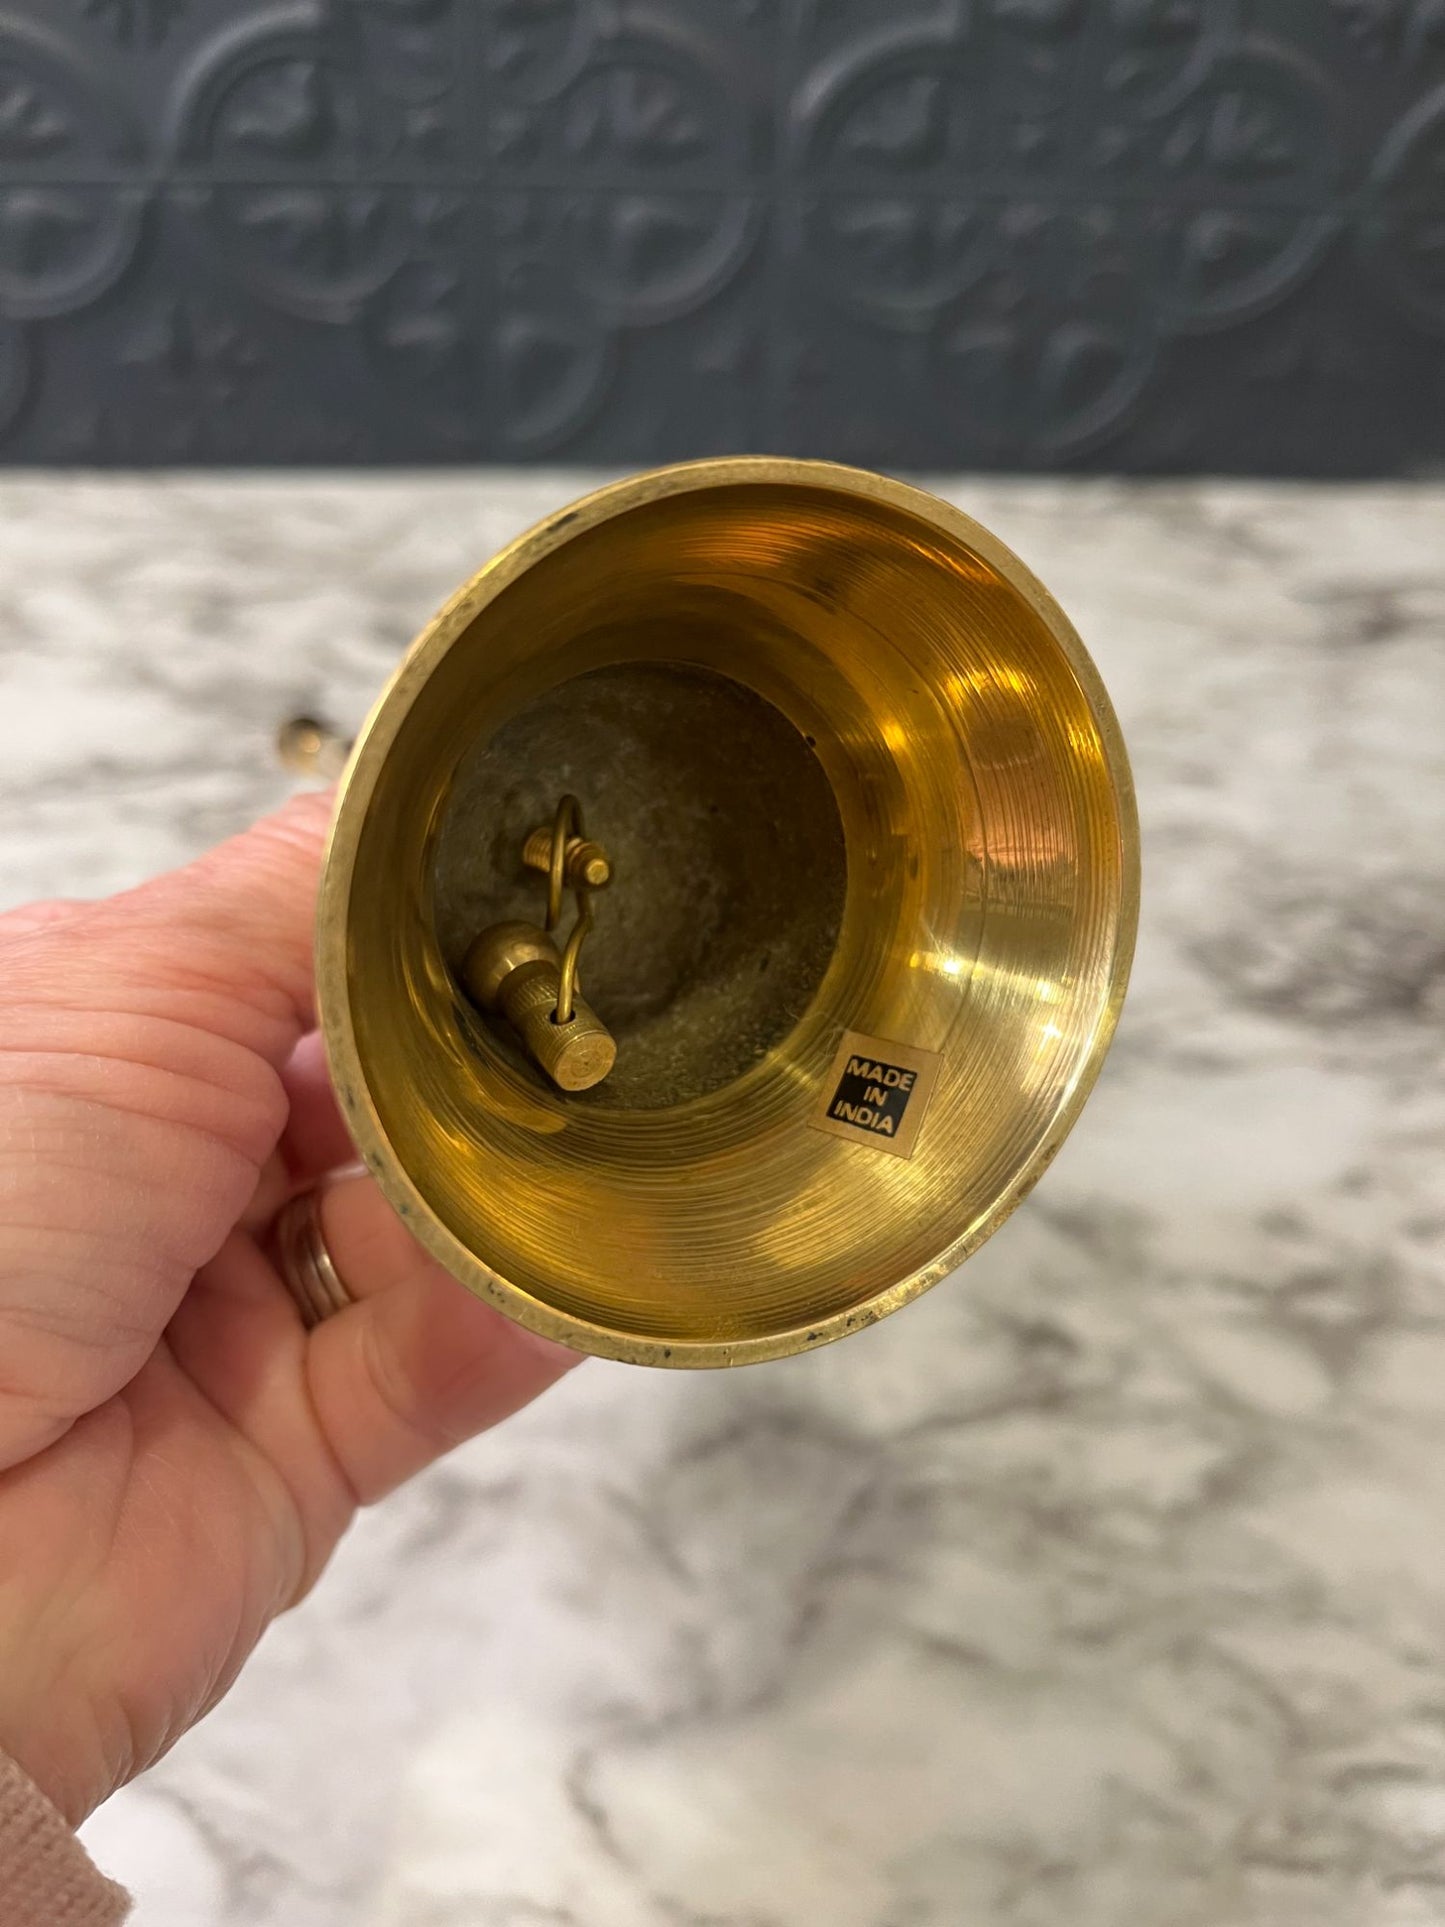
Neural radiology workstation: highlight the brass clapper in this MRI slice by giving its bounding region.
[462,794,618,1093]
[277,717,617,1097]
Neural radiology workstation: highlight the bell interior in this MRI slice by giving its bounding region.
[433,662,848,1110]
[330,473,1133,1361]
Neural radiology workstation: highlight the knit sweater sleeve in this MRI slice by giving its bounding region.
[0,1754,130,1925]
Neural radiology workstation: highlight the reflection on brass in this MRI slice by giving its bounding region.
[314,459,1139,1369]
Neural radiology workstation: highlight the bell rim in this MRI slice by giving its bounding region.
[315,456,1141,1368]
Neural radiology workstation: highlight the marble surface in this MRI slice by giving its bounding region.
[1,473,1442,1926]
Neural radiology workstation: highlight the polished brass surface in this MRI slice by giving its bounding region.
[317,459,1138,1368]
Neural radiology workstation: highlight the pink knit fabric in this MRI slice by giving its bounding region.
[0,1755,129,1924]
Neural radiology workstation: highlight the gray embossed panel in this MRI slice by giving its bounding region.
[0,1,1440,472]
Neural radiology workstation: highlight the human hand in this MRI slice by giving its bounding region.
[0,795,578,1825]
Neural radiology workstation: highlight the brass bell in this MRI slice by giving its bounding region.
[310,459,1138,1367]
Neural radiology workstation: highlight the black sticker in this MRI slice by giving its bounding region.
[811,1029,941,1160]
[825,1052,919,1144]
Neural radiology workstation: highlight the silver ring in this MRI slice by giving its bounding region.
[274,1188,353,1329]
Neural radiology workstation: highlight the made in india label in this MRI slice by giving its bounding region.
[809,1029,942,1161]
